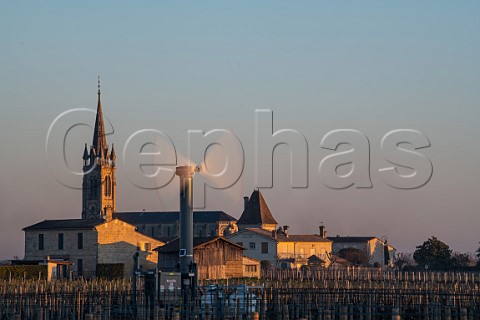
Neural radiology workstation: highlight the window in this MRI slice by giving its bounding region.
[237,242,243,247]
[38,234,44,250]
[78,233,84,249]
[261,242,269,254]
[151,226,155,238]
[249,242,256,249]
[77,259,83,276]
[58,233,64,250]
[144,242,151,251]
[245,265,257,272]
[104,176,112,196]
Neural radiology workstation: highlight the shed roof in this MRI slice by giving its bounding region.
[155,237,245,253]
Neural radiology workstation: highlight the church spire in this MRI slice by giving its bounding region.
[82,78,116,221]
[92,76,107,155]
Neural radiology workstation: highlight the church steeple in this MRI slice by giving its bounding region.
[92,76,107,156]
[82,78,116,221]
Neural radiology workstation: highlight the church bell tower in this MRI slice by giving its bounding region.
[82,78,116,221]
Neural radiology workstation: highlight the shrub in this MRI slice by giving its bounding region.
[0,265,47,280]
[96,263,124,279]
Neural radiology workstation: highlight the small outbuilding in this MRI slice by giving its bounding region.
[242,256,261,278]
[155,237,245,280]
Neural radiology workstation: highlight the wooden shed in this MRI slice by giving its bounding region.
[155,237,245,280]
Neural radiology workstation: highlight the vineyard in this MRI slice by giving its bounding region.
[0,268,479,319]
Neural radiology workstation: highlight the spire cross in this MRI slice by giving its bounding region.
[98,76,101,95]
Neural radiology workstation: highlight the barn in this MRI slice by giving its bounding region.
[155,237,245,280]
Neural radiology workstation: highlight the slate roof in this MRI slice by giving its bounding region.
[92,82,107,155]
[241,228,331,243]
[114,211,236,225]
[23,219,104,231]
[328,236,377,243]
[155,237,245,253]
[237,190,278,226]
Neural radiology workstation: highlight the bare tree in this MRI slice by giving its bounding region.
[394,252,415,270]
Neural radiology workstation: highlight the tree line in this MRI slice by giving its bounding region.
[395,236,479,271]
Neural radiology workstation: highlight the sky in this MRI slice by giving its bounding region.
[1,1,480,259]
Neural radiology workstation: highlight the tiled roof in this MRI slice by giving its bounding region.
[242,228,331,243]
[328,236,377,243]
[155,237,245,253]
[114,211,236,225]
[23,219,104,231]
[237,190,278,226]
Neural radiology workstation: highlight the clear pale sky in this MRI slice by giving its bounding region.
[1,1,479,259]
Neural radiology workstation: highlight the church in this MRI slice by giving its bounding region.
[22,82,391,279]
[22,82,238,278]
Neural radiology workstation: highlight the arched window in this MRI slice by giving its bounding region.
[105,176,112,196]
[90,178,94,197]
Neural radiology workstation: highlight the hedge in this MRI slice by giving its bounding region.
[96,263,124,279]
[0,265,47,280]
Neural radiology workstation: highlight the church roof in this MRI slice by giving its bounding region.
[154,237,244,253]
[237,190,278,226]
[114,211,236,224]
[23,219,104,231]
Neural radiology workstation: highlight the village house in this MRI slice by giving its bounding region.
[227,190,333,269]
[227,227,332,268]
[23,218,163,277]
[328,235,396,266]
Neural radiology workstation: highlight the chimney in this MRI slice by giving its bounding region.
[271,230,277,239]
[175,165,200,284]
[283,225,289,238]
[319,224,326,239]
[243,196,249,210]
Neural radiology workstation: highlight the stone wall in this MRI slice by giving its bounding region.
[96,219,164,276]
[24,229,98,276]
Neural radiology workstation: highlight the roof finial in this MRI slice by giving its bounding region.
[98,76,101,95]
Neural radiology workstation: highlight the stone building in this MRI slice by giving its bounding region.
[23,218,163,277]
[227,190,332,268]
[227,228,332,268]
[115,210,237,239]
[328,235,396,266]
